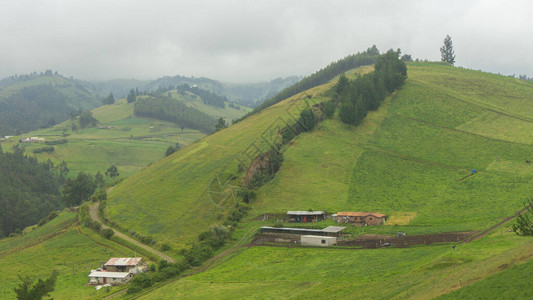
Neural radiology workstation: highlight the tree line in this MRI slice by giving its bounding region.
[335,49,407,126]
[0,148,64,237]
[236,45,382,122]
[134,93,216,133]
[177,84,227,108]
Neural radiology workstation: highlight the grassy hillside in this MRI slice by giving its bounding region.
[103,62,533,298]
[0,74,102,136]
[105,63,533,251]
[141,229,533,299]
[0,211,139,299]
[0,99,204,178]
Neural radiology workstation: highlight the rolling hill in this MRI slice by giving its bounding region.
[103,61,533,298]
[0,72,102,136]
[0,91,249,178]
[2,58,533,299]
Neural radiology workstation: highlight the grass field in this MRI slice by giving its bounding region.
[141,228,533,299]
[0,99,205,178]
[105,63,533,250]
[0,212,143,299]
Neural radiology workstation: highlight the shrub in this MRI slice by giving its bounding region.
[126,285,142,294]
[101,228,114,239]
[130,273,152,289]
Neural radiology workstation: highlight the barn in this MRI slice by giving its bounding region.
[336,212,387,226]
[286,211,325,222]
[301,235,337,247]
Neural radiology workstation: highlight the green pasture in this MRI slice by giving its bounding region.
[106,79,334,249]
[141,229,533,299]
[106,62,533,250]
[437,256,533,299]
[0,100,204,178]
[169,89,252,122]
[0,212,139,299]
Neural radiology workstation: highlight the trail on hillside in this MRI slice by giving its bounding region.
[462,206,529,244]
[88,202,175,263]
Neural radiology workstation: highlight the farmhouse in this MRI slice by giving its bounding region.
[335,212,387,226]
[104,257,143,273]
[286,211,325,222]
[259,226,345,245]
[88,257,146,286]
[88,271,134,285]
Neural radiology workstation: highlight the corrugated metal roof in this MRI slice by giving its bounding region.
[261,226,324,233]
[337,212,387,218]
[321,226,346,233]
[104,257,142,266]
[261,226,345,233]
[88,271,131,278]
[286,211,325,215]
[301,235,337,239]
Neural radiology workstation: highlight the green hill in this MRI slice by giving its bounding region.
[106,62,533,248]
[103,62,533,298]
[0,211,144,299]
[0,73,102,136]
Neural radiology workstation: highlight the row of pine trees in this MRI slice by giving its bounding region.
[334,49,407,126]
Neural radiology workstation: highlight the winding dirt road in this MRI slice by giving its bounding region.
[88,202,175,263]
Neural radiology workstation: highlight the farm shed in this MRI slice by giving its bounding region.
[88,271,133,285]
[286,211,325,222]
[104,257,143,273]
[336,212,387,226]
[301,235,337,246]
[261,226,345,237]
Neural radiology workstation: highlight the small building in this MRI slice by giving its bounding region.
[88,271,134,285]
[286,211,325,223]
[104,257,143,273]
[261,226,345,237]
[336,212,387,226]
[301,235,337,247]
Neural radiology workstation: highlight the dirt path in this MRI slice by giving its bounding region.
[88,202,175,263]
[462,206,529,244]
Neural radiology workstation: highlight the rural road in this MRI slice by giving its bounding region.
[88,202,175,263]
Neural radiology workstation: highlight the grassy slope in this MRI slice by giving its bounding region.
[169,89,251,123]
[107,63,533,247]
[0,212,139,299]
[132,62,533,298]
[0,99,204,178]
[142,229,533,299]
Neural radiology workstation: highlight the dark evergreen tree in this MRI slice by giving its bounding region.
[440,35,456,65]
[61,172,96,207]
[78,111,98,129]
[127,89,137,103]
[105,165,119,178]
[14,270,58,300]
[102,93,115,105]
[214,117,227,132]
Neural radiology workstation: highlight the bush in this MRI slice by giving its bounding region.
[130,273,152,289]
[47,211,58,221]
[126,285,142,294]
[101,228,114,239]
[185,243,213,266]
[33,146,54,154]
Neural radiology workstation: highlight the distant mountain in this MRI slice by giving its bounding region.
[92,75,300,109]
[0,71,103,136]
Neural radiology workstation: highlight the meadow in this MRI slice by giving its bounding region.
[0,99,204,178]
[140,228,533,299]
[0,212,142,299]
[105,63,533,251]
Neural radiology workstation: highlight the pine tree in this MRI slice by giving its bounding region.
[440,35,456,65]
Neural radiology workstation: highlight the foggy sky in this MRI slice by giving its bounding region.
[1,0,532,83]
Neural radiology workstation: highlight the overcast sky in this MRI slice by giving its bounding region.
[1,0,532,82]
